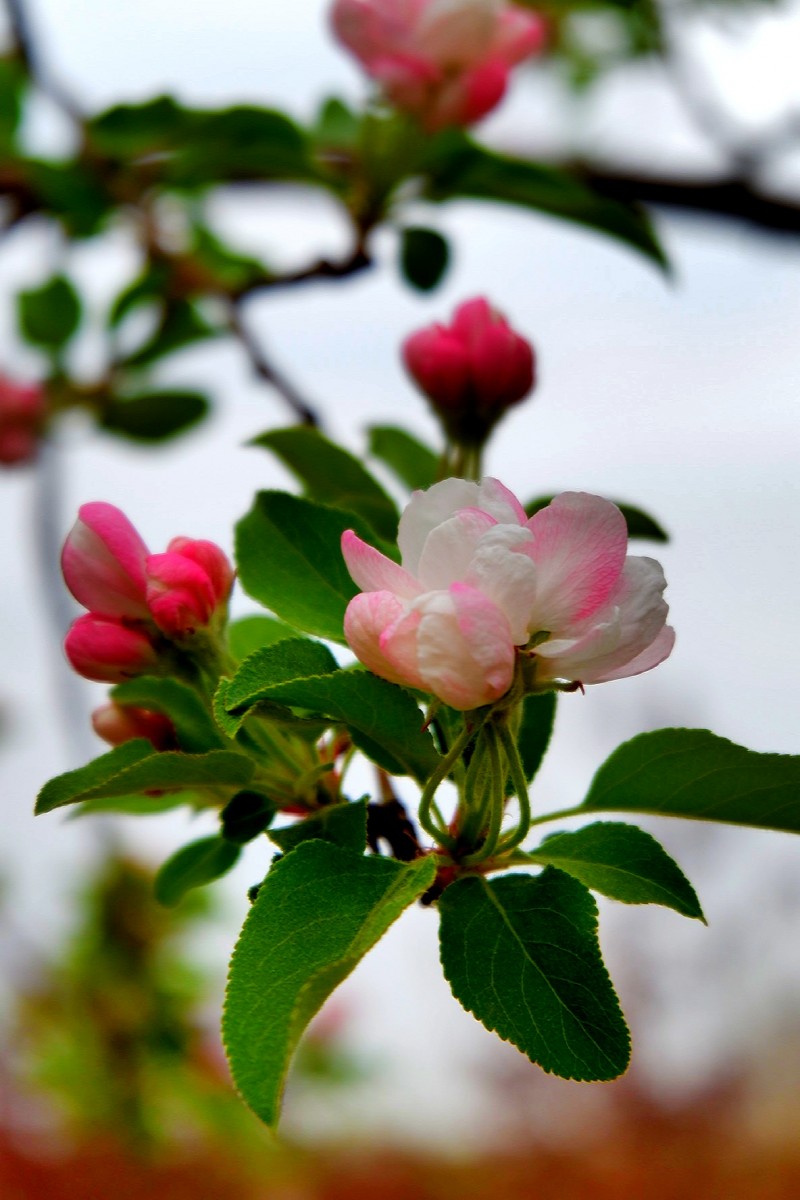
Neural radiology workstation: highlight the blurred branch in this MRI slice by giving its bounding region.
[3,0,81,117]
[226,299,322,428]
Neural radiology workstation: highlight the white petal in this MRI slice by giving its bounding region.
[398,478,481,575]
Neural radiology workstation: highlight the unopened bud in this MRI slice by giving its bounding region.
[91,702,177,750]
[64,614,160,683]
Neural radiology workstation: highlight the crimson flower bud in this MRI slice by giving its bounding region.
[61,502,150,620]
[146,538,233,638]
[0,378,46,466]
[64,614,160,683]
[402,296,535,445]
[91,702,177,750]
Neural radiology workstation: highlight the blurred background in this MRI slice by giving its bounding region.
[1,0,800,1194]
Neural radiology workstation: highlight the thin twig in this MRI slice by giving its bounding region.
[226,298,322,428]
[3,0,82,119]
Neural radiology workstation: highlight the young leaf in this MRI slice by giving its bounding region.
[18,275,82,351]
[367,424,438,492]
[155,836,241,907]
[100,389,209,442]
[582,728,800,834]
[439,868,630,1081]
[225,667,440,783]
[525,496,668,542]
[424,135,668,271]
[110,676,226,753]
[253,427,399,541]
[526,822,704,921]
[269,799,368,855]
[224,637,338,707]
[36,747,254,813]
[223,841,436,1127]
[399,226,450,292]
[235,491,377,643]
[36,740,155,814]
[227,615,299,662]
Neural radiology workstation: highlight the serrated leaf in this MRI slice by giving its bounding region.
[399,226,450,292]
[254,427,399,541]
[526,822,704,920]
[155,836,241,907]
[36,747,254,813]
[525,495,668,542]
[18,274,81,350]
[235,491,377,643]
[223,841,436,1126]
[225,666,439,783]
[77,790,204,816]
[224,637,338,706]
[36,740,155,814]
[110,676,226,753]
[424,134,668,271]
[270,800,368,855]
[439,868,630,1081]
[582,728,800,834]
[227,615,299,662]
[367,424,438,492]
[100,389,209,442]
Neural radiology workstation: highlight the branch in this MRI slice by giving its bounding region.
[226,299,322,428]
[574,164,800,237]
[3,0,81,118]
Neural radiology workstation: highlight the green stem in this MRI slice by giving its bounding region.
[494,720,532,855]
[461,724,504,866]
[525,804,586,830]
[417,710,488,850]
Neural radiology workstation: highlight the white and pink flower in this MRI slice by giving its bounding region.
[331,0,546,131]
[342,478,674,710]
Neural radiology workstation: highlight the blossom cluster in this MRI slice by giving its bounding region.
[62,502,233,683]
[331,0,546,131]
[343,478,674,710]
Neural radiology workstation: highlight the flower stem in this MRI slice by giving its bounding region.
[494,720,532,854]
[417,710,488,850]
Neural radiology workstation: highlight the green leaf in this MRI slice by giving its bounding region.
[36,748,254,814]
[314,96,359,152]
[169,106,316,187]
[582,728,800,834]
[253,427,399,541]
[517,692,557,784]
[221,791,276,844]
[0,58,26,146]
[108,263,171,328]
[36,740,155,815]
[399,226,450,292]
[270,799,368,855]
[100,389,209,442]
[25,159,111,237]
[110,676,226,753]
[78,790,205,817]
[525,496,668,542]
[235,491,376,643]
[527,822,704,920]
[366,424,438,492]
[225,666,439,783]
[227,615,300,662]
[424,135,668,271]
[88,94,191,156]
[155,836,241,907]
[224,637,339,704]
[223,841,436,1126]
[18,275,81,351]
[439,868,630,1081]
[121,299,219,368]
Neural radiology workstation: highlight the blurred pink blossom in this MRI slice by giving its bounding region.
[331,0,546,130]
[0,378,46,466]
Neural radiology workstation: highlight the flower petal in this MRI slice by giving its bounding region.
[61,501,150,619]
[525,492,628,629]
[397,478,481,574]
[344,591,425,691]
[341,530,421,599]
[415,507,496,590]
[415,583,514,709]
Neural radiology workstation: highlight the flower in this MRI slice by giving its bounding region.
[64,614,160,683]
[402,296,535,442]
[146,538,234,638]
[61,502,234,680]
[341,478,674,710]
[0,378,46,466]
[331,0,546,131]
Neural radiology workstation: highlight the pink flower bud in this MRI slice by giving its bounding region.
[403,297,535,442]
[61,502,150,620]
[91,702,177,750]
[342,478,674,709]
[331,0,546,131]
[0,378,46,466]
[146,538,233,638]
[64,614,160,683]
